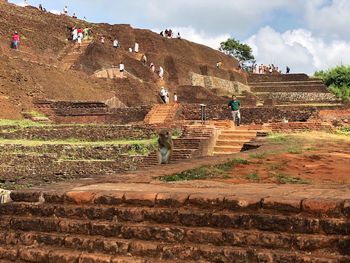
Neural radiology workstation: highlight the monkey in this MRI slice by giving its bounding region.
[157,130,173,164]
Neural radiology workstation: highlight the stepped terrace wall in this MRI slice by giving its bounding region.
[257,92,338,104]
[248,73,310,83]
[180,104,346,124]
[0,143,153,189]
[0,125,157,141]
[35,100,152,124]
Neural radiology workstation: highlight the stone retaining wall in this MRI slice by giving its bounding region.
[0,125,157,141]
[248,73,310,83]
[180,104,344,124]
[269,122,333,133]
[262,92,338,103]
[190,72,250,96]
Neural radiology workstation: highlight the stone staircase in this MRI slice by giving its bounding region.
[144,104,181,125]
[214,126,258,155]
[0,190,349,262]
[60,40,93,71]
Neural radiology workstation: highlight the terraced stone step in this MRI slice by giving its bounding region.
[218,134,256,140]
[2,199,349,236]
[249,80,324,86]
[215,140,248,147]
[0,244,175,263]
[0,233,348,263]
[213,146,242,154]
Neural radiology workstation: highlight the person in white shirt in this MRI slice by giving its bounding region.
[160,87,166,103]
[150,62,155,72]
[165,90,170,104]
[174,92,178,103]
[24,0,29,7]
[159,66,164,79]
[113,39,119,49]
[119,62,125,78]
[134,42,139,53]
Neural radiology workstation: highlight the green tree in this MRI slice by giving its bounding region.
[315,65,350,101]
[219,38,255,70]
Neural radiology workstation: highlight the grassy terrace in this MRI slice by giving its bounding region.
[159,130,350,185]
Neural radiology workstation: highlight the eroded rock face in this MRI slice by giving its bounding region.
[0,188,11,204]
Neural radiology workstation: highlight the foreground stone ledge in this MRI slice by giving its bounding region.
[123,192,157,207]
[262,197,301,213]
[6,190,350,218]
[155,192,189,207]
[302,198,345,217]
[188,193,225,208]
[223,195,262,210]
[10,190,42,203]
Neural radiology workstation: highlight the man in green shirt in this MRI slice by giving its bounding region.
[228,95,241,126]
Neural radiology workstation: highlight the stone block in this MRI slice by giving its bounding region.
[123,192,157,206]
[65,191,97,205]
[19,248,49,263]
[224,195,262,210]
[262,197,301,212]
[302,199,344,216]
[10,191,42,203]
[188,193,225,208]
[156,192,190,207]
[93,192,124,205]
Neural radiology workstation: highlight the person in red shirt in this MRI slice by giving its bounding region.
[11,31,20,50]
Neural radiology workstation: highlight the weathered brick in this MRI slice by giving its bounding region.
[43,192,66,204]
[19,247,49,263]
[224,195,262,210]
[188,193,224,208]
[185,229,223,245]
[93,192,124,205]
[124,192,157,206]
[0,246,18,261]
[59,220,91,235]
[262,197,301,212]
[79,253,112,263]
[129,241,159,257]
[48,250,81,263]
[156,192,189,207]
[302,199,344,216]
[65,191,97,205]
[10,191,42,203]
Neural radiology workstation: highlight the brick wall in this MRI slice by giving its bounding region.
[269,122,333,133]
[180,104,344,124]
[0,125,157,141]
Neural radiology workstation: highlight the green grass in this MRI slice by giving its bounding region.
[0,119,47,127]
[275,173,310,185]
[0,138,157,147]
[268,160,289,171]
[158,158,249,182]
[246,172,260,182]
[267,133,288,144]
[287,146,303,154]
[249,152,267,159]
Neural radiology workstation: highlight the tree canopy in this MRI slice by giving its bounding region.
[315,65,350,101]
[219,38,255,68]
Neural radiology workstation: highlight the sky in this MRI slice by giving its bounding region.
[11,0,350,74]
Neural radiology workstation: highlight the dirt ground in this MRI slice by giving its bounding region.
[218,132,350,185]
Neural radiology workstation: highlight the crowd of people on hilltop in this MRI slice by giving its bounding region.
[160,29,181,39]
[251,64,291,75]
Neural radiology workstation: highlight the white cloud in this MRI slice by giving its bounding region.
[246,26,350,74]
[305,0,350,40]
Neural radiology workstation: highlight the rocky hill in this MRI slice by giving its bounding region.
[0,1,244,118]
